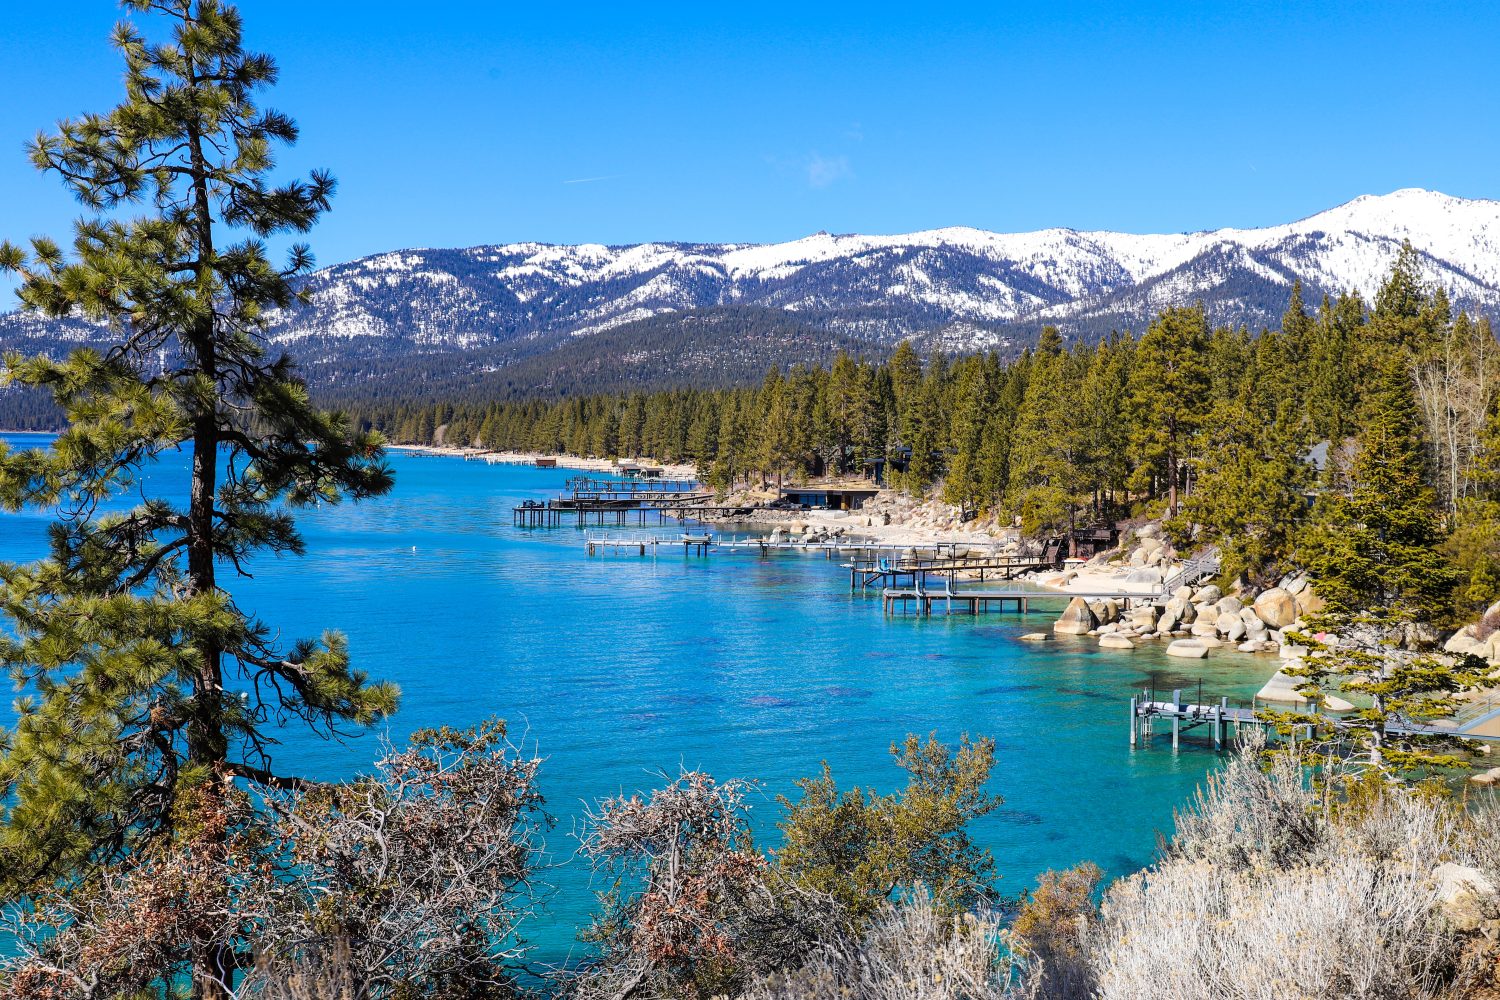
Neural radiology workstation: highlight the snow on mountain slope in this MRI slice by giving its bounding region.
[5,189,1500,373]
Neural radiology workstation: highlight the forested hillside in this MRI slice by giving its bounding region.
[358,249,1500,626]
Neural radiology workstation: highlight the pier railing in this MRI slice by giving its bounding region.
[564,476,702,494]
[1132,685,1500,753]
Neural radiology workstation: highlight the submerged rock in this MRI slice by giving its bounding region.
[1166,639,1209,659]
[1099,634,1136,650]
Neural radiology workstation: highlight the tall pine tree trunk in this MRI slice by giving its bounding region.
[185,84,231,1000]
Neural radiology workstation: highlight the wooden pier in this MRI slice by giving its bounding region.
[713,538,1028,564]
[850,554,1052,591]
[564,476,701,494]
[513,500,755,528]
[882,584,1156,617]
[1131,693,1247,750]
[1130,688,1500,751]
[585,532,713,556]
[882,587,1035,615]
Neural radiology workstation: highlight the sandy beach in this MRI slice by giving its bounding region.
[387,445,697,479]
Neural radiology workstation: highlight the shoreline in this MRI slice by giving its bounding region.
[386,444,697,479]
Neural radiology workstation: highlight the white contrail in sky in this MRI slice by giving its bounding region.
[562,174,623,185]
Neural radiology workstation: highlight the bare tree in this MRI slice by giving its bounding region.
[1413,314,1500,513]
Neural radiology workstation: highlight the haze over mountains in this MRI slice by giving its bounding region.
[4,188,1499,399]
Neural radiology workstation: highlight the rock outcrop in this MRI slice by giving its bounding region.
[1432,863,1498,932]
[1053,597,1099,635]
[1253,587,1298,628]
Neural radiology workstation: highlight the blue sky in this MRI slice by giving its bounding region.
[2,1,1497,279]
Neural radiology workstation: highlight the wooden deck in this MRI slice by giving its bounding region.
[882,584,1157,616]
[585,532,713,556]
[513,501,756,527]
[564,476,701,494]
[1131,691,1500,750]
[850,554,1052,591]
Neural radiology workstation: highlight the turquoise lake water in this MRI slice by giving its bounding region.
[0,432,1274,963]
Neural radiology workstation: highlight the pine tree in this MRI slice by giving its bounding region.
[1298,353,1452,620]
[1007,332,1084,536]
[1126,306,1211,514]
[973,359,1026,513]
[1287,353,1476,773]
[826,351,876,476]
[0,4,396,992]
[1369,241,1444,356]
[899,367,945,494]
[1078,336,1131,520]
[1178,369,1312,584]
[755,368,795,487]
[940,356,991,516]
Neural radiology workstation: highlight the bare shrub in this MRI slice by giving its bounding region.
[1474,605,1500,641]
[243,940,359,1000]
[1167,731,1322,871]
[0,785,261,1000]
[742,890,1036,1000]
[1093,852,1469,1000]
[569,770,835,1000]
[1092,739,1487,1000]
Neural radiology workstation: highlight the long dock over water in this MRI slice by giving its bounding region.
[850,553,1053,591]
[564,476,702,494]
[513,501,756,527]
[881,583,1155,616]
[1131,689,1500,751]
[585,532,714,556]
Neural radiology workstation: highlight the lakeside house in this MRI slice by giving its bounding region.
[614,461,665,478]
[778,485,880,511]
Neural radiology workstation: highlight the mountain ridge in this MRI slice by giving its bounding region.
[4,189,1499,401]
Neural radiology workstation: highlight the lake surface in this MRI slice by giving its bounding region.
[0,433,1272,963]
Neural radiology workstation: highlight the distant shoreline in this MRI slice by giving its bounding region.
[386,444,698,479]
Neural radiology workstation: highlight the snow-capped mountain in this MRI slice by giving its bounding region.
[5,189,1500,394]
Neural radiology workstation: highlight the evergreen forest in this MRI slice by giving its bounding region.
[355,252,1500,626]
